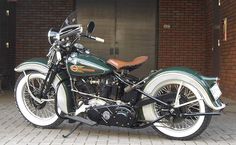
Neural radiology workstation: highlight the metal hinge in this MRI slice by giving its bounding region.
[218,39,221,47]
[6,42,9,48]
[6,10,10,16]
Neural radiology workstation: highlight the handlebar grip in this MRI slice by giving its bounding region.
[86,35,105,43]
[95,37,105,43]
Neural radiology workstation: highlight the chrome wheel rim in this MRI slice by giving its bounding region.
[22,77,56,119]
[154,83,201,130]
[142,73,206,138]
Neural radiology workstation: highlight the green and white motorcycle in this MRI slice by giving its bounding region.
[14,10,225,140]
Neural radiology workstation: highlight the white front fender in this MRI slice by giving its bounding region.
[15,59,70,114]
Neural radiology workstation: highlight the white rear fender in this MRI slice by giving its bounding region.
[144,71,225,111]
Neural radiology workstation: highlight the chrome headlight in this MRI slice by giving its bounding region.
[48,28,59,45]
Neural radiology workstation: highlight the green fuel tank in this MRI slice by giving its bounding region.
[66,53,113,77]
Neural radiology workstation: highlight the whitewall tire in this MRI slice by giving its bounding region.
[14,72,63,128]
[142,73,211,140]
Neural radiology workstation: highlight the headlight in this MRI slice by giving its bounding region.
[48,28,59,45]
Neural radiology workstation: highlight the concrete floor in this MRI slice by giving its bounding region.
[0,91,236,145]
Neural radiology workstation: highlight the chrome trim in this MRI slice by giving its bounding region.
[48,28,59,45]
[74,89,124,104]
[25,73,44,104]
[59,24,83,39]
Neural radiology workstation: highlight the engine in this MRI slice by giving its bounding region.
[87,75,140,104]
[87,75,118,99]
[86,104,136,127]
[74,75,140,127]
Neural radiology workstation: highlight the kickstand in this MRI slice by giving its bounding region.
[62,123,82,138]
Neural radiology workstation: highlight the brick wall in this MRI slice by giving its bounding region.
[158,0,208,74]
[16,0,74,66]
[15,0,236,100]
[220,0,236,100]
[18,0,236,100]
[16,0,210,75]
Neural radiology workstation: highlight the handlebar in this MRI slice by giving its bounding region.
[90,36,105,43]
[81,34,105,43]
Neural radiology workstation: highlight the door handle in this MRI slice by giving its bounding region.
[115,47,119,55]
[110,48,119,55]
[110,48,114,55]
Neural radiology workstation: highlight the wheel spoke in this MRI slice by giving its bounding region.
[22,76,56,119]
[185,118,194,126]
[188,106,200,111]
[174,99,200,108]
[174,81,183,107]
[154,82,202,131]
[29,80,37,90]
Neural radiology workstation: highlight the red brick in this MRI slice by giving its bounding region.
[158,0,209,75]
[15,0,236,100]
[16,0,74,66]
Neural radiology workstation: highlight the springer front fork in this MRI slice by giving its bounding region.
[40,64,58,99]
[23,65,58,104]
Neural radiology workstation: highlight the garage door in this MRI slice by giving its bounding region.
[76,0,157,77]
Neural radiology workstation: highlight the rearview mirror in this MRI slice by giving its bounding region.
[87,21,95,34]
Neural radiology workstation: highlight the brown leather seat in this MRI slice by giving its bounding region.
[107,56,148,70]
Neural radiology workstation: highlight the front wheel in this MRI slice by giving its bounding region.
[142,73,212,140]
[14,72,63,128]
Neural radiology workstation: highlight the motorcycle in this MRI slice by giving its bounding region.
[14,10,226,140]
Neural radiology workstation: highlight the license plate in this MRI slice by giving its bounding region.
[210,83,222,100]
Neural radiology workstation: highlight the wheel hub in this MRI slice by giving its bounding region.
[30,93,47,109]
[158,94,190,123]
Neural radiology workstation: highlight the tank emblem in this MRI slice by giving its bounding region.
[70,65,95,73]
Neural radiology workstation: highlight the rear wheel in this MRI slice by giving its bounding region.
[14,72,63,128]
[142,73,212,140]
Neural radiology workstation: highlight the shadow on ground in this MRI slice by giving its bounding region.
[0,91,236,145]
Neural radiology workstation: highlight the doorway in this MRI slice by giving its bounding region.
[212,0,220,76]
[76,0,158,77]
[0,0,16,89]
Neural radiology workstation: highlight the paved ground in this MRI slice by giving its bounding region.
[0,91,236,145]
